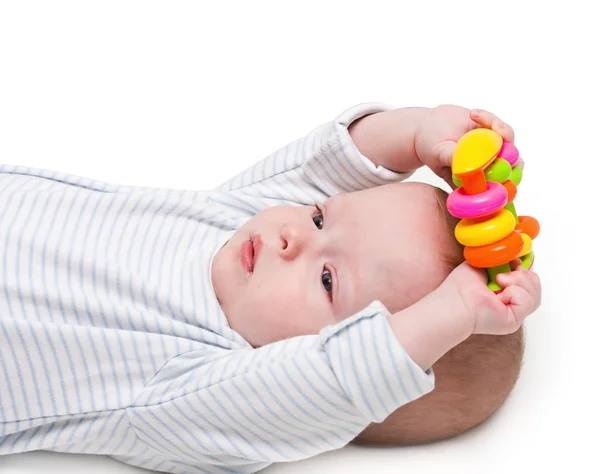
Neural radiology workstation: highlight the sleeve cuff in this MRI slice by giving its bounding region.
[319,300,435,423]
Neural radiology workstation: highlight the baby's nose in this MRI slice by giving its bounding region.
[278,222,310,260]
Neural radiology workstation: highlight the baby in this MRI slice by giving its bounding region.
[0,103,541,473]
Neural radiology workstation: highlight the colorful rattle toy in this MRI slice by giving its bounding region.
[447,129,540,291]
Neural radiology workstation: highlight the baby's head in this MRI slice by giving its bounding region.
[212,180,524,444]
[212,181,461,347]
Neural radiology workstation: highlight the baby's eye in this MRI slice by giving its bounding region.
[321,269,332,294]
[312,205,324,230]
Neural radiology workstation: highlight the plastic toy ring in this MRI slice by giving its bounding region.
[464,231,524,268]
[515,215,540,240]
[521,251,534,270]
[502,179,518,205]
[498,141,520,167]
[455,209,516,247]
[447,181,508,219]
[509,165,523,186]
[518,233,533,257]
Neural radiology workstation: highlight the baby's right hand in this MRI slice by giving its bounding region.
[440,260,542,336]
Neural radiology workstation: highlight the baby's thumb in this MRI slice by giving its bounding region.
[436,140,456,169]
[435,140,457,188]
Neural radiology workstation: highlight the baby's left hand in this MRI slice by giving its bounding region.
[414,105,517,187]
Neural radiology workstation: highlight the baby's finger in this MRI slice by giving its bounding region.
[497,269,541,311]
[496,285,534,325]
[508,258,523,272]
[496,268,535,295]
[470,109,515,143]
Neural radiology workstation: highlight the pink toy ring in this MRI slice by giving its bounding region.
[498,141,519,167]
[447,181,508,219]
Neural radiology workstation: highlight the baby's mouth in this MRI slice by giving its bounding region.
[240,239,254,273]
[240,235,262,273]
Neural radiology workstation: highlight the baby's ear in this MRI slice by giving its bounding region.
[352,328,524,446]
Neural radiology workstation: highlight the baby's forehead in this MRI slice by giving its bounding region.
[336,181,439,209]
[330,182,443,229]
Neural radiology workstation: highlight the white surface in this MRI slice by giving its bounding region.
[0,1,597,473]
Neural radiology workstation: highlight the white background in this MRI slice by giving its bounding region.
[0,1,598,473]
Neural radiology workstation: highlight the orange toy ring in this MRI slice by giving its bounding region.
[515,216,540,240]
[464,231,524,268]
[502,179,518,205]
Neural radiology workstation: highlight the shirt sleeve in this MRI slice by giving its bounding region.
[122,300,435,473]
[212,102,414,208]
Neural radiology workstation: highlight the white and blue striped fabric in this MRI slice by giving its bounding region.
[0,103,435,474]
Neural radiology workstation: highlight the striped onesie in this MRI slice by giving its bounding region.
[0,103,435,473]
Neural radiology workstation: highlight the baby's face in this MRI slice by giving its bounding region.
[212,182,455,347]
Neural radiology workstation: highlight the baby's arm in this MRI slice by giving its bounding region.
[388,278,471,371]
[348,107,429,174]
[212,103,414,209]
[121,300,436,473]
[349,105,516,187]
[212,103,514,214]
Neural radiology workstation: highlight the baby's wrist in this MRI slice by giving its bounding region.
[388,289,473,371]
[432,283,476,338]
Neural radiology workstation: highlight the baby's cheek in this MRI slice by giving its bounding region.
[256,288,306,340]
[262,289,294,321]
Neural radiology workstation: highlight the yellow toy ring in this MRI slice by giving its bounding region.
[455,209,515,247]
[518,233,532,258]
